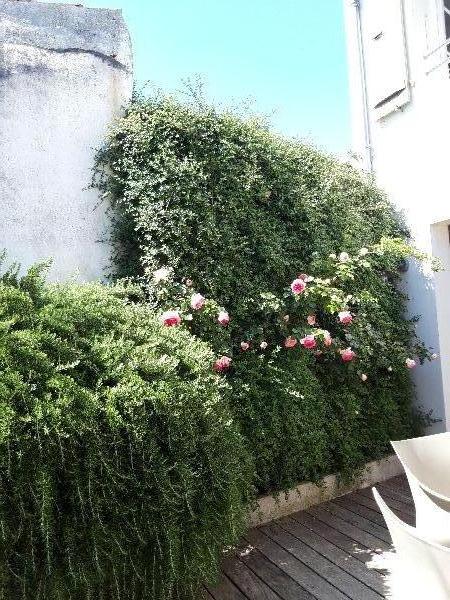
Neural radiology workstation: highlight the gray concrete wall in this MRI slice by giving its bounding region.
[0,1,133,280]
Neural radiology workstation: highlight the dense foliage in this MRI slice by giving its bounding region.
[147,238,430,492]
[96,94,434,494]
[0,263,251,600]
[96,93,407,333]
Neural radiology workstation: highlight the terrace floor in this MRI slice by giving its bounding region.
[205,475,412,600]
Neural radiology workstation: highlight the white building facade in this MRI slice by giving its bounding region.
[343,0,450,432]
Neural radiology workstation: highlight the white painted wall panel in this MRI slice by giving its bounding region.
[344,0,450,432]
[0,1,133,281]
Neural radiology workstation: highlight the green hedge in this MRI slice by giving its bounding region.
[0,264,251,600]
[96,94,428,495]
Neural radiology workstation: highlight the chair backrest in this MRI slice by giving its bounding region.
[391,433,450,500]
[373,487,450,599]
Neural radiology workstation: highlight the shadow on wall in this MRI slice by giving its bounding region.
[431,220,450,431]
[400,256,445,433]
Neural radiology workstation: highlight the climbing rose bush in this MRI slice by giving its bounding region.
[149,238,436,492]
[153,238,435,381]
[96,93,437,492]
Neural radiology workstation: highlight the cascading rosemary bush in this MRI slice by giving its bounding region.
[96,92,435,494]
[0,262,251,600]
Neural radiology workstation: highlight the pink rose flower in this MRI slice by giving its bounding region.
[338,310,353,325]
[300,335,317,349]
[406,358,416,369]
[190,293,205,310]
[213,356,232,373]
[291,278,306,295]
[323,331,332,347]
[260,341,268,350]
[161,310,181,327]
[240,341,250,351]
[341,347,356,362]
[307,314,316,326]
[284,336,298,349]
[218,311,230,326]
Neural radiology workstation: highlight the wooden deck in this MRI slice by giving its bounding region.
[206,476,412,600]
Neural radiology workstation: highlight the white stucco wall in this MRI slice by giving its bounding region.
[344,0,450,432]
[0,1,133,281]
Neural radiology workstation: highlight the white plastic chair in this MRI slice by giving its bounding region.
[392,433,450,544]
[373,487,450,599]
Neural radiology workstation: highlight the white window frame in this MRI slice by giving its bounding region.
[424,0,450,76]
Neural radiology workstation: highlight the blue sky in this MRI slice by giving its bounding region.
[59,0,350,154]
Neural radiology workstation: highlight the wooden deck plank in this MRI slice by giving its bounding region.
[239,546,316,600]
[277,515,386,594]
[206,573,248,600]
[333,495,388,527]
[377,480,413,505]
[291,510,382,566]
[221,554,281,600]
[261,521,384,599]
[358,486,414,516]
[307,505,391,552]
[385,475,411,492]
[349,490,415,525]
[375,482,414,507]
[352,488,411,513]
[245,528,350,600]
[367,479,413,503]
[209,475,412,600]
[319,502,392,543]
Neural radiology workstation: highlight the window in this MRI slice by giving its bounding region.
[365,0,410,117]
[445,0,450,42]
[445,0,450,70]
[425,0,450,75]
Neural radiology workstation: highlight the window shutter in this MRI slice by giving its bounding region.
[366,0,408,110]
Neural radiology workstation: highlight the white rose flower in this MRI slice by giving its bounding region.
[339,252,350,263]
[153,267,170,284]
[406,358,417,369]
